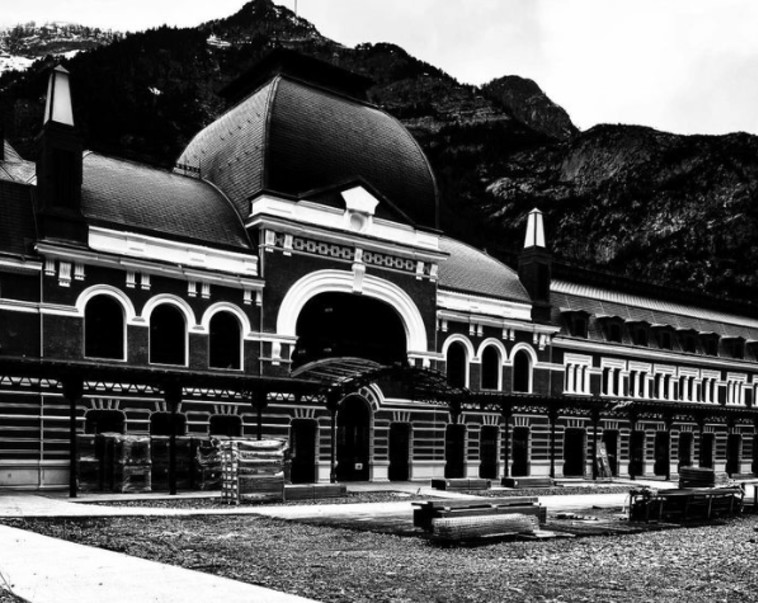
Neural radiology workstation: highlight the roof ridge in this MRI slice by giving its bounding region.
[261,74,282,194]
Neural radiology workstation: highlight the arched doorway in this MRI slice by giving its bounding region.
[292,292,406,368]
[336,395,372,481]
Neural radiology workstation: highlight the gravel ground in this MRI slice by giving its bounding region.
[91,491,432,508]
[4,514,758,602]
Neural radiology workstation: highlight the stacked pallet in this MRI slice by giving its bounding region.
[76,434,102,492]
[151,436,197,491]
[111,434,151,493]
[195,439,223,490]
[431,478,491,491]
[220,438,288,504]
[679,466,716,488]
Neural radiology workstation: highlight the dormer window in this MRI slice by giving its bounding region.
[598,316,624,344]
[700,333,720,356]
[678,329,699,354]
[561,310,589,338]
[723,336,745,360]
[652,325,675,350]
[627,321,649,347]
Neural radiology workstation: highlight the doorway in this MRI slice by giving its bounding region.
[654,431,670,477]
[336,396,371,481]
[726,433,742,476]
[678,432,693,470]
[290,419,318,484]
[700,432,714,468]
[602,430,619,476]
[563,428,586,477]
[445,424,466,478]
[388,422,412,481]
[479,425,499,479]
[629,430,646,477]
[512,427,530,477]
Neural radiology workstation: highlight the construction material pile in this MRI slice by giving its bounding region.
[220,438,289,504]
[151,436,196,490]
[679,466,716,488]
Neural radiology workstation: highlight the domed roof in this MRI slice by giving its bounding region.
[177,56,438,229]
[438,237,531,303]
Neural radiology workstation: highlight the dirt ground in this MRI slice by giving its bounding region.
[3,512,758,603]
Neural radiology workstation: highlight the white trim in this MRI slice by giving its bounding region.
[88,226,258,277]
[249,193,442,254]
[36,241,263,291]
[141,294,198,328]
[508,342,538,365]
[276,269,429,354]
[437,290,532,321]
[0,257,42,274]
[75,285,138,324]
[199,302,252,336]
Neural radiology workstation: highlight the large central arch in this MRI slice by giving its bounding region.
[276,269,429,354]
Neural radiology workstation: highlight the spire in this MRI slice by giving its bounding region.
[524,207,546,248]
[518,208,552,324]
[43,65,75,127]
[36,64,86,243]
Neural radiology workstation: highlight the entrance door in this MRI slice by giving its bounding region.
[445,424,466,478]
[479,425,499,479]
[629,431,646,477]
[654,431,670,477]
[336,396,371,481]
[563,428,586,477]
[678,432,693,470]
[700,433,714,468]
[388,423,411,481]
[512,427,530,477]
[602,430,619,476]
[290,419,318,484]
[726,434,742,476]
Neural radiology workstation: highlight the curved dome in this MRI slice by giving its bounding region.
[178,75,439,228]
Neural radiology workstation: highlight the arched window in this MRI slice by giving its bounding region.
[150,304,186,365]
[209,414,242,437]
[209,311,242,369]
[446,341,468,388]
[480,346,500,390]
[512,350,532,393]
[84,295,125,359]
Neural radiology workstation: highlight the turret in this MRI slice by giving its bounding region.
[36,65,86,243]
[518,208,551,323]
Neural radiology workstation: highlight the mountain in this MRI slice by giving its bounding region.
[2,0,757,304]
[0,22,119,73]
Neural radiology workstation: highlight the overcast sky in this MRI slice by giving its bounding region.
[3,0,757,136]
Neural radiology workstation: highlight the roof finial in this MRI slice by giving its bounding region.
[524,208,546,249]
[43,65,74,127]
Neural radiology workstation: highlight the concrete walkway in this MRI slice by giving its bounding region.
[0,523,316,603]
[0,479,667,602]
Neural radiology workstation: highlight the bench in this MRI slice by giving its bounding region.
[501,476,554,489]
[430,478,491,491]
[412,496,546,534]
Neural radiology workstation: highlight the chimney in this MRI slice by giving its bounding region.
[518,208,552,324]
[36,65,86,243]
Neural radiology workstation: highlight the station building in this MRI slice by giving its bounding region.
[1,51,757,490]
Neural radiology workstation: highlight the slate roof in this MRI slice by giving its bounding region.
[0,179,36,257]
[438,236,531,304]
[178,75,438,228]
[552,280,758,341]
[81,153,251,251]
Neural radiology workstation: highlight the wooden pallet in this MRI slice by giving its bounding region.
[431,478,490,491]
[501,476,554,489]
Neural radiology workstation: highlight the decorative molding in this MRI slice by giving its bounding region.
[437,290,532,322]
